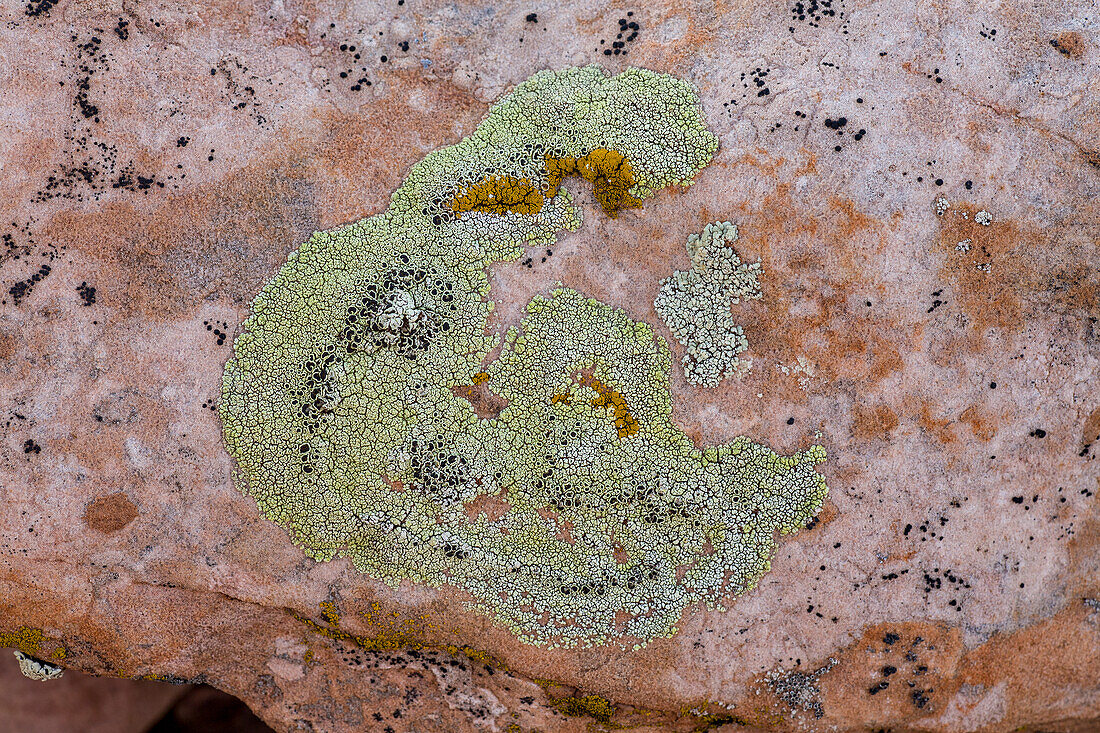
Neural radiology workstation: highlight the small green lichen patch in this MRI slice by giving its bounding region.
[654,221,762,386]
[221,66,827,648]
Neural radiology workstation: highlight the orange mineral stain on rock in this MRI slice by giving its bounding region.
[959,403,997,441]
[82,492,139,533]
[757,621,965,729]
[915,398,958,445]
[0,332,15,362]
[733,178,910,405]
[933,203,1099,349]
[955,603,1100,728]
[1080,405,1100,457]
[851,403,900,441]
[1050,30,1087,58]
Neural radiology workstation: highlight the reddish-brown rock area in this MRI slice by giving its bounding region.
[1,0,1098,731]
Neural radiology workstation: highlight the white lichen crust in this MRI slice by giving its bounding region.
[220,66,828,648]
[654,221,762,387]
[14,651,64,681]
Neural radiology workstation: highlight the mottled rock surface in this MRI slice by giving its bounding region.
[1,0,1098,731]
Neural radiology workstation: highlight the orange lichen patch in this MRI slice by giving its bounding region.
[319,600,341,626]
[0,626,45,655]
[293,600,440,653]
[545,148,643,217]
[959,404,997,441]
[548,693,616,722]
[550,393,570,405]
[447,148,644,220]
[576,372,639,438]
[82,492,139,533]
[471,371,490,385]
[449,175,545,218]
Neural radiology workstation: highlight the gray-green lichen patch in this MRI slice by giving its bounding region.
[14,651,64,681]
[654,221,762,386]
[220,66,828,648]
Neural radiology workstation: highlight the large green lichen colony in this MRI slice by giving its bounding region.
[220,66,828,648]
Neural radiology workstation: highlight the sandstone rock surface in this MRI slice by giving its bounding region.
[2,0,1098,731]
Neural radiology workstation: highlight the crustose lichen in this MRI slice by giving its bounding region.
[220,66,828,648]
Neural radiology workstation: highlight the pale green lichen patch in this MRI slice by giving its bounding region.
[220,66,827,648]
[654,221,762,387]
[14,651,64,681]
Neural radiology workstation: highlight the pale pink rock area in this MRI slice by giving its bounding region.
[1,0,1099,731]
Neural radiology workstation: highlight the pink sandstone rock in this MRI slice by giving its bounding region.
[2,0,1098,731]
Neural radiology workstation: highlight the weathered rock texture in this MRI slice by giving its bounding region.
[1,0,1098,731]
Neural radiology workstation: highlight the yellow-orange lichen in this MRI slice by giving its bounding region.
[577,373,639,438]
[546,148,643,218]
[449,176,544,218]
[448,148,643,220]
[0,627,45,656]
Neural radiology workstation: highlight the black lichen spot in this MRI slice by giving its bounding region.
[35,33,166,201]
[597,13,640,57]
[1029,428,1047,438]
[9,264,52,306]
[177,137,190,147]
[789,0,848,34]
[927,289,945,313]
[76,281,96,306]
[113,18,129,40]
[526,12,538,22]
[25,0,59,17]
[868,680,889,695]
[23,439,42,455]
[204,320,228,346]
[883,632,900,645]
